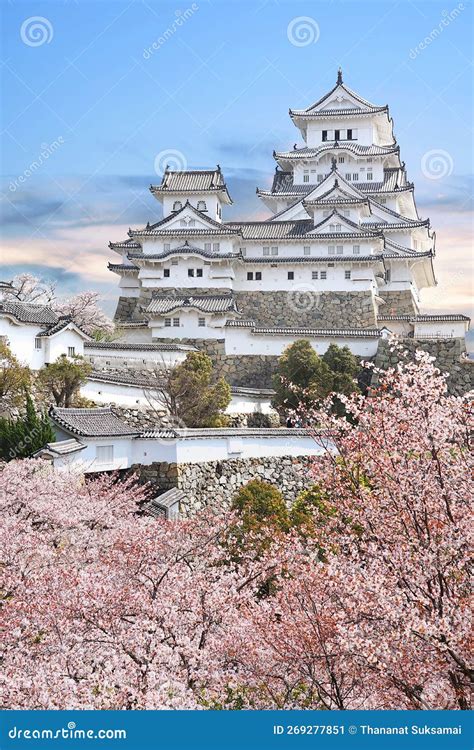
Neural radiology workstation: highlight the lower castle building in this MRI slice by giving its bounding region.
[107,71,469,381]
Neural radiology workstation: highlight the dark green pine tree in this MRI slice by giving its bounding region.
[0,390,56,461]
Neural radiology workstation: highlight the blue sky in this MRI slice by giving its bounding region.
[1,0,473,319]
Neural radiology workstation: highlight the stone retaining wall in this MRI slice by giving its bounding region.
[114,296,141,321]
[234,290,378,328]
[134,454,315,513]
[373,338,474,396]
[378,290,418,315]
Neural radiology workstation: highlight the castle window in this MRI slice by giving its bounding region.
[256,272,262,281]
[96,445,114,463]
[164,269,170,277]
[312,271,318,280]
[196,269,203,277]
[304,246,310,255]
[204,243,211,251]
[336,245,343,254]
[247,272,253,280]
[172,201,182,212]
[336,224,342,232]
[34,337,42,349]
[320,271,327,280]
[288,271,294,280]
[322,130,328,141]
[164,243,170,251]
[173,318,180,327]
[171,259,178,265]
[188,269,194,277]
[338,156,345,163]
[353,245,360,255]
[165,319,171,327]
[68,347,75,357]
[345,270,351,280]
[367,173,373,181]
[352,173,359,181]
[303,174,309,183]
[345,173,351,181]
[317,174,324,182]
[213,243,220,251]
[197,200,207,211]
[347,129,353,140]
[367,157,373,163]
[198,318,206,327]
[263,246,270,256]
[335,129,340,140]
[386,269,391,282]
[271,246,278,256]
[328,245,335,255]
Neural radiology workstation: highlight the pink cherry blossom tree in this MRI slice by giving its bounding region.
[0,351,471,710]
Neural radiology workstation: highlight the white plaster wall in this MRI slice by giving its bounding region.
[161,194,222,222]
[46,329,85,362]
[225,327,379,357]
[85,346,190,369]
[233,263,376,292]
[305,120,375,148]
[414,320,467,339]
[0,320,45,369]
[149,309,228,339]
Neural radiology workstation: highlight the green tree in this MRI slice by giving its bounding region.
[37,354,92,407]
[146,352,231,428]
[322,343,359,394]
[0,390,55,461]
[272,340,333,413]
[0,341,31,411]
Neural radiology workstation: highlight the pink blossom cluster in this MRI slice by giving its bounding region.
[0,352,471,710]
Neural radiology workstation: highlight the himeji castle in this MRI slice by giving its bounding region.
[107,71,469,380]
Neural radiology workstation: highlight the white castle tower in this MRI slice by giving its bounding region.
[108,71,468,353]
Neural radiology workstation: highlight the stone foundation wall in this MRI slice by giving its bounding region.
[373,338,474,396]
[235,290,378,328]
[114,296,141,321]
[378,290,418,316]
[134,455,316,514]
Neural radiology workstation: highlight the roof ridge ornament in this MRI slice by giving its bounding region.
[331,156,337,171]
[337,67,343,85]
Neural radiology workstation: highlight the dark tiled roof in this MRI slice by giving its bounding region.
[146,487,184,519]
[275,143,398,160]
[145,295,238,315]
[290,79,388,118]
[251,327,382,338]
[0,300,58,325]
[85,341,197,351]
[50,406,138,437]
[225,320,256,328]
[262,168,411,199]
[139,427,315,439]
[150,168,232,203]
[244,255,382,264]
[109,239,142,251]
[34,439,86,457]
[379,314,470,322]
[225,219,313,240]
[129,201,240,238]
[108,263,139,273]
[231,386,275,398]
[128,241,241,262]
[37,316,90,340]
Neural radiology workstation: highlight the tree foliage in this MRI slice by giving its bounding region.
[145,352,231,428]
[0,353,471,710]
[0,341,31,411]
[37,354,92,407]
[272,340,360,415]
[0,391,55,460]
